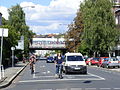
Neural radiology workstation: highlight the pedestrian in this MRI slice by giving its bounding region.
[54,53,63,79]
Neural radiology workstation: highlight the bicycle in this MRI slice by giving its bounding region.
[30,63,34,74]
[29,57,35,74]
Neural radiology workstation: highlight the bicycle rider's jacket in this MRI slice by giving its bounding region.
[30,55,36,64]
[55,56,63,64]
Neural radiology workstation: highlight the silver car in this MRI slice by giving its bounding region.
[101,57,119,68]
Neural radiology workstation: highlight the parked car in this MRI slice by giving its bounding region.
[63,53,87,74]
[85,57,93,65]
[46,56,54,63]
[39,57,47,61]
[90,57,100,65]
[101,57,119,68]
[97,57,109,67]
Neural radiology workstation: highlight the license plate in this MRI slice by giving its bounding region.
[75,68,80,70]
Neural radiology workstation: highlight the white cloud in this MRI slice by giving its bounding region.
[30,22,68,35]
[20,0,84,34]
[1,0,84,34]
[0,6,9,20]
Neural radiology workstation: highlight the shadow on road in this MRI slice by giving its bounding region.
[83,81,92,83]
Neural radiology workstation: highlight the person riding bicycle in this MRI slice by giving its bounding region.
[29,54,36,74]
[54,53,63,79]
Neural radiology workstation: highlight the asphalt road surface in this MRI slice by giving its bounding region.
[3,60,120,90]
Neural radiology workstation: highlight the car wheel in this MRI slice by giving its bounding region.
[65,69,68,74]
[82,70,87,74]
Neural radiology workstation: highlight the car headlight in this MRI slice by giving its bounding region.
[65,64,71,66]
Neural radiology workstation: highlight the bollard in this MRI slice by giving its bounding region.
[1,65,4,78]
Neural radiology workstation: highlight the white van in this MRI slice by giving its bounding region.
[63,53,87,74]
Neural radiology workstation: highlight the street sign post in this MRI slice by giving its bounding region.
[11,47,15,67]
[0,28,8,79]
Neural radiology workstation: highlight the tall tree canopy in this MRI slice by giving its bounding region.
[8,5,35,56]
[79,0,118,56]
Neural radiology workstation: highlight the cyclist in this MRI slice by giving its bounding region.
[29,54,36,74]
[54,53,63,79]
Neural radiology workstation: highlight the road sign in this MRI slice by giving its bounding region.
[0,28,8,37]
[11,47,15,51]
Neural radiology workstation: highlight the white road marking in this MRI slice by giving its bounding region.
[47,71,50,73]
[71,88,82,90]
[88,73,105,80]
[56,89,67,90]
[33,64,36,78]
[40,89,53,90]
[42,72,47,74]
[19,77,105,83]
[85,88,96,90]
[114,88,120,90]
[100,88,111,90]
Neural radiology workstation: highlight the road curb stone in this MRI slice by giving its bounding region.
[0,62,29,89]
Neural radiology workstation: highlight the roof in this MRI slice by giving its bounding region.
[65,53,83,56]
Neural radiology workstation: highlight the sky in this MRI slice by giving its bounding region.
[0,0,83,35]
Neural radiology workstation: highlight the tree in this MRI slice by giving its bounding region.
[80,0,118,57]
[0,17,19,67]
[65,11,84,52]
[8,5,35,57]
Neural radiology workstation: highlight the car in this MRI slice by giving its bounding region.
[97,57,109,67]
[101,57,119,68]
[39,57,47,61]
[85,57,93,65]
[90,57,100,65]
[63,53,87,74]
[46,56,54,63]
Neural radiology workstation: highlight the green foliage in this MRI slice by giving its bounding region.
[1,4,35,67]
[79,0,118,56]
[8,4,35,56]
[0,18,20,66]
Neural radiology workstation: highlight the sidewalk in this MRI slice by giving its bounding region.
[0,61,29,89]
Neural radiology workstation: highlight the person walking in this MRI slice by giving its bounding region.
[54,53,63,79]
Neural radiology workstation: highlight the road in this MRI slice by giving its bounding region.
[3,60,120,90]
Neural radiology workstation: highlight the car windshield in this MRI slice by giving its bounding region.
[110,58,118,61]
[67,56,84,61]
[93,58,99,61]
[103,58,109,61]
[48,57,53,60]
